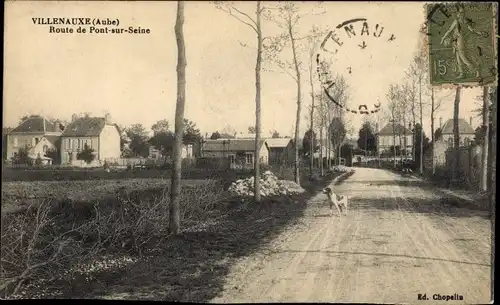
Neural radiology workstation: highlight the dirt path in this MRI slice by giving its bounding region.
[211,168,491,303]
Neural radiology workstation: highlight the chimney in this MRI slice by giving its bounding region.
[104,113,112,124]
[439,117,443,128]
[71,114,78,122]
[469,116,473,128]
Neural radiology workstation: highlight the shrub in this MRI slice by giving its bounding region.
[11,147,31,166]
[0,180,225,299]
[76,144,95,164]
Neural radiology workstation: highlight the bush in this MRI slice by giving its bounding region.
[76,144,96,164]
[0,181,225,299]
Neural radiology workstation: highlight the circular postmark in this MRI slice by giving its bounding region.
[316,18,397,115]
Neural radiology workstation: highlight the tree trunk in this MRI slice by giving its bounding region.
[419,77,424,174]
[289,18,301,185]
[431,88,436,175]
[170,0,186,235]
[319,94,324,176]
[308,55,315,177]
[480,86,489,191]
[253,0,262,203]
[411,84,416,162]
[399,131,403,164]
[488,88,496,294]
[451,86,461,185]
[327,104,332,170]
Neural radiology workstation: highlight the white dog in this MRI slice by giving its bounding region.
[322,187,348,217]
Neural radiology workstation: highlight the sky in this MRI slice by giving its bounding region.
[4,1,484,139]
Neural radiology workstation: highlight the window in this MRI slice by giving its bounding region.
[447,138,453,148]
[463,137,470,146]
[13,137,18,147]
[43,145,48,153]
[245,152,253,164]
[228,154,236,165]
[77,139,82,150]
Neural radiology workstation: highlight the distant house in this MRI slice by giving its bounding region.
[266,137,293,165]
[5,116,62,161]
[432,117,476,165]
[3,127,13,160]
[376,122,413,156]
[148,144,194,159]
[28,136,60,164]
[202,138,269,169]
[60,115,121,165]
[436,117,475,148]
[149,145,163,159]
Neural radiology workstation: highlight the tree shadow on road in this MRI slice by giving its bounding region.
[343,179,438,190]
[350,196,491,219]
[269,249,490,268]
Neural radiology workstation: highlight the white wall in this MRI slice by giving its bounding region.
[99,125,121,160]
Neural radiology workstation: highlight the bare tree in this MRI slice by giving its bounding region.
[306,25,325,177]
[430,88,438,174]
[263,2,303,184]
[216,1,264,202]
[263,2,324,184]
[405,54,428,174]
[488,88,496,241]
[451,86,461,185]
[170,0,187,235]
[327,74,349,164]
[480,86,490,191]
[386,84,401,168]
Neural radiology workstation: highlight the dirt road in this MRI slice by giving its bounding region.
[211,168,492,304]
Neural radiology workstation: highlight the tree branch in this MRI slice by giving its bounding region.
[217,5,258,34]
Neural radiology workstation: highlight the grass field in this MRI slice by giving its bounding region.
[1,166,343,300]
[1,178,214,214]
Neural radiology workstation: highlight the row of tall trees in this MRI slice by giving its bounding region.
[215,1,346,201]
[385,23,495,193]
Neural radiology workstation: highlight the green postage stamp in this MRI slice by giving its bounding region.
[427,2,497,86]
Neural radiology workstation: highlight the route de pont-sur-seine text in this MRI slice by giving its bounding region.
[32,17,151,34]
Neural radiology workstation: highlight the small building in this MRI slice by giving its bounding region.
[5,116,62,161]
[60,115,121,165]
[436,117,475,148]
[148,144,194,159]
[266,137,293,165]
[376,123,414,157]
[432,117,476,165]
[202,138,269,169]
[28,135,60,163]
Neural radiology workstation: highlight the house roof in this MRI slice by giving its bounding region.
[43,135,60,147]
[378,123,413,135]
[10,116,61,133]
[266,137,293,148]
[203,139,266,152]
[61,117,107,137]
[3,128,13,136]
[440,118,475,134]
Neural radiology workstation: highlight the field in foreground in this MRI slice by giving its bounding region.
[1,168,344,300]
[1,178,212,214]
